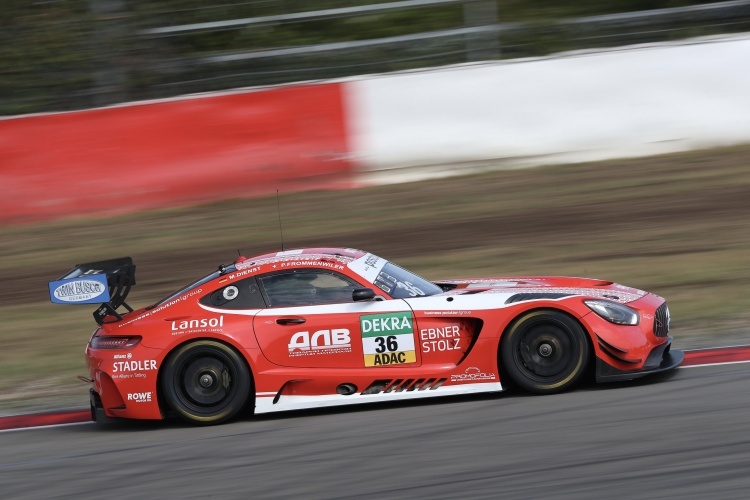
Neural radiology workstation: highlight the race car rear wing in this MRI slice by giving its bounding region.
[48,257,136,325]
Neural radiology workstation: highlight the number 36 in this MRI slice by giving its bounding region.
[374,335,398,353]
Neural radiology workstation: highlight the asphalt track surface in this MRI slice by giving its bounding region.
[2,359,750,499]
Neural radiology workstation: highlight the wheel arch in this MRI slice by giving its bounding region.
[156,336,255,420]
[498,306,595,391]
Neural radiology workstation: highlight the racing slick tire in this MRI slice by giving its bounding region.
[501,310,590,394]
[161,340,252,425]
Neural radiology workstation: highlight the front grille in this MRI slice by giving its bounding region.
[653,303,670,337]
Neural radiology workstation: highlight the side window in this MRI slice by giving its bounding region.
[259,271,361,307]
[200,276,266,309]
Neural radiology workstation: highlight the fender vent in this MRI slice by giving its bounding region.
[596,335,641,364]
[505,293,572,304]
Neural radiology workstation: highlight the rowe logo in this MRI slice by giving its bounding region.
[288,329,351,355]
[127,392,152,403]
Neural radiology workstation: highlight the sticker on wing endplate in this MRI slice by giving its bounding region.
[360,312,416,366]
[49,274,110,304]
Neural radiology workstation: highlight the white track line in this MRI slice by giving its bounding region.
[683,343,750,352]
[0,421,92,434]
[680,359,750,369]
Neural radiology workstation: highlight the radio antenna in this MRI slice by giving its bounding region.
[276,190,285,252]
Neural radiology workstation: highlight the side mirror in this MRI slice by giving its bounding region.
[352,288,376,302]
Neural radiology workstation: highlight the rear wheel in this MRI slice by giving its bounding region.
[161,340,251,425]
[501,310,589,394]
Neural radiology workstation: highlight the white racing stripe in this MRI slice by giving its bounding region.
[254,382,503,414]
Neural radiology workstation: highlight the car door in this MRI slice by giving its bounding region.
[252,269,422,369]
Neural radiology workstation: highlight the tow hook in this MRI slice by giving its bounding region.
[77,375,93,383]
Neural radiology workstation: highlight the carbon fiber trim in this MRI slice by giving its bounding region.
[596,344,683,382]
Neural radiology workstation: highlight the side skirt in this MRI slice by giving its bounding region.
[254,382,503,414]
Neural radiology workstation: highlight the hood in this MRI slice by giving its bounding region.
[433,277,647,304]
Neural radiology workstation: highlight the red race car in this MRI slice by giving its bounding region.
[49,248,682,425]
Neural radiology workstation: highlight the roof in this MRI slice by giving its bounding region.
[236,247,366,269]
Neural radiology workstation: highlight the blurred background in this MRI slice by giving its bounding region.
[3,0,750,115]
[1,1,750,413]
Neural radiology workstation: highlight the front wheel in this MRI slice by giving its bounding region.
[501,310,590,394]
[161,340,252,425]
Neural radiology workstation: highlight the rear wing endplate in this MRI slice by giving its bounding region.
[48,257,136,325]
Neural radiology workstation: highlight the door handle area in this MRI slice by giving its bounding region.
[276,317,306,325]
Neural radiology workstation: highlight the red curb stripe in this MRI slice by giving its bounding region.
[683,346,750,366]
[0,410,91,431]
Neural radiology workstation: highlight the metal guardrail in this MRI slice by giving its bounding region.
[142,0,469,35]
[202,25,505,63]
[160,0,750,89]
[3,0,750,115]
[561,0,750,25]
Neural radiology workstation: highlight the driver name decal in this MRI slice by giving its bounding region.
[360,312,417,366]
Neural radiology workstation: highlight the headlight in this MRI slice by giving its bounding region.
[584,300,639,325]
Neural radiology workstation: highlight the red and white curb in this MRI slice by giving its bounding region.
[0,410,91,432]
[2,345,749,431]
[680,345,750,368]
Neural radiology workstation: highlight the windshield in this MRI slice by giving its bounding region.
[373,262,443,299]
